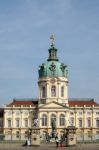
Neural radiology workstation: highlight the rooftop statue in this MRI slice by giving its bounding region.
[32,110,39,127]
[50,34,55,47]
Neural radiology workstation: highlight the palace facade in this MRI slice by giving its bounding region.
[2,38,99,141]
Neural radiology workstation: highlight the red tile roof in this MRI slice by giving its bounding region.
[7,98,98,107]
[8,99,38,107]
[68,99,98,107]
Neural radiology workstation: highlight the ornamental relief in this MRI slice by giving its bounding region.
[49,62,56,76]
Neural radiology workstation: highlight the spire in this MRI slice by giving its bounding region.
[47,35,58,61]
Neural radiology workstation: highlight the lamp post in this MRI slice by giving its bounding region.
[28,128,32,139]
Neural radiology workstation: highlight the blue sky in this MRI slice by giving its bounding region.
[0,0,99,106]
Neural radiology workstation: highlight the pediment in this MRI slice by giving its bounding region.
[38,101,69,109]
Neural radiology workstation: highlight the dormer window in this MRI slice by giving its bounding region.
[51,86,56,97]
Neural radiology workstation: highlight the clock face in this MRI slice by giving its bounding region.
[50,78,56,84]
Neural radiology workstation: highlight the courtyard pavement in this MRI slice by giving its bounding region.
[0,143,99,150]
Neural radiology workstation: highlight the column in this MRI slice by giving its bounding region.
[12,111,13,127]
[46,82,49,100]
[65,111,67,127]
[20,111,22,128]
[56,112,58,132]
[3,111,7,139]
[92,109,94,128]
[83,111,85,128]
[92,109,94,140]
[38,111,40,127]
[48,112,51,134]
[20,110,22,140]
[83,110,85,141]
[66,81,68,101]
[38,82,41,104]
[57,81,60,101]
[12,111,14,140]
[38,82,41,99]
[47,111,49,133]
[74,111,77,127]
[65,110,69,127]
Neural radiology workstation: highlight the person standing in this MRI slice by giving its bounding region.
[60,135,64,147]
[55,135,59,147]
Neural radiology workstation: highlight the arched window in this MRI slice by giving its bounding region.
[61,86,64,97]
[42,114,47,126]
[42,86,46,97]
[60,114,65,126]
[51,86,56,97]
[51,114,56,128]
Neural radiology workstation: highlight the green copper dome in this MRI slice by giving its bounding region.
[38,44,68,78]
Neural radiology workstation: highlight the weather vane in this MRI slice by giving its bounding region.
[50,34,55,47]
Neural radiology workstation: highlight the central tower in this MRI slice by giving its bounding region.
[38,35,68,106]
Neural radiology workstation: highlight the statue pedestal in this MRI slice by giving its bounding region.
[31,127,40,146]
[66,126,77,146]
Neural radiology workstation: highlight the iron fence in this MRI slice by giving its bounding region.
[0,133,99,144]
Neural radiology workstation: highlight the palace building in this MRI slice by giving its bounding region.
[3,36,99,141]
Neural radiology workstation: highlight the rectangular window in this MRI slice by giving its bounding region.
[24,119,28,127]
[42,86,46,97]
[16,119,19,128]
[88,131,92,138]
[79,112,82,115]
[96,112,99,115]
[16,111,20,116]
[96,131,99,140]
[8,119,11,128]
[16,131,20,138]
[87,112,91,115]
[87,119,91,127]
[79,119,82,128]
[0,119,3,127]
[61,87,64,97]
[70,118,74,126]
[96,120,99,127]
